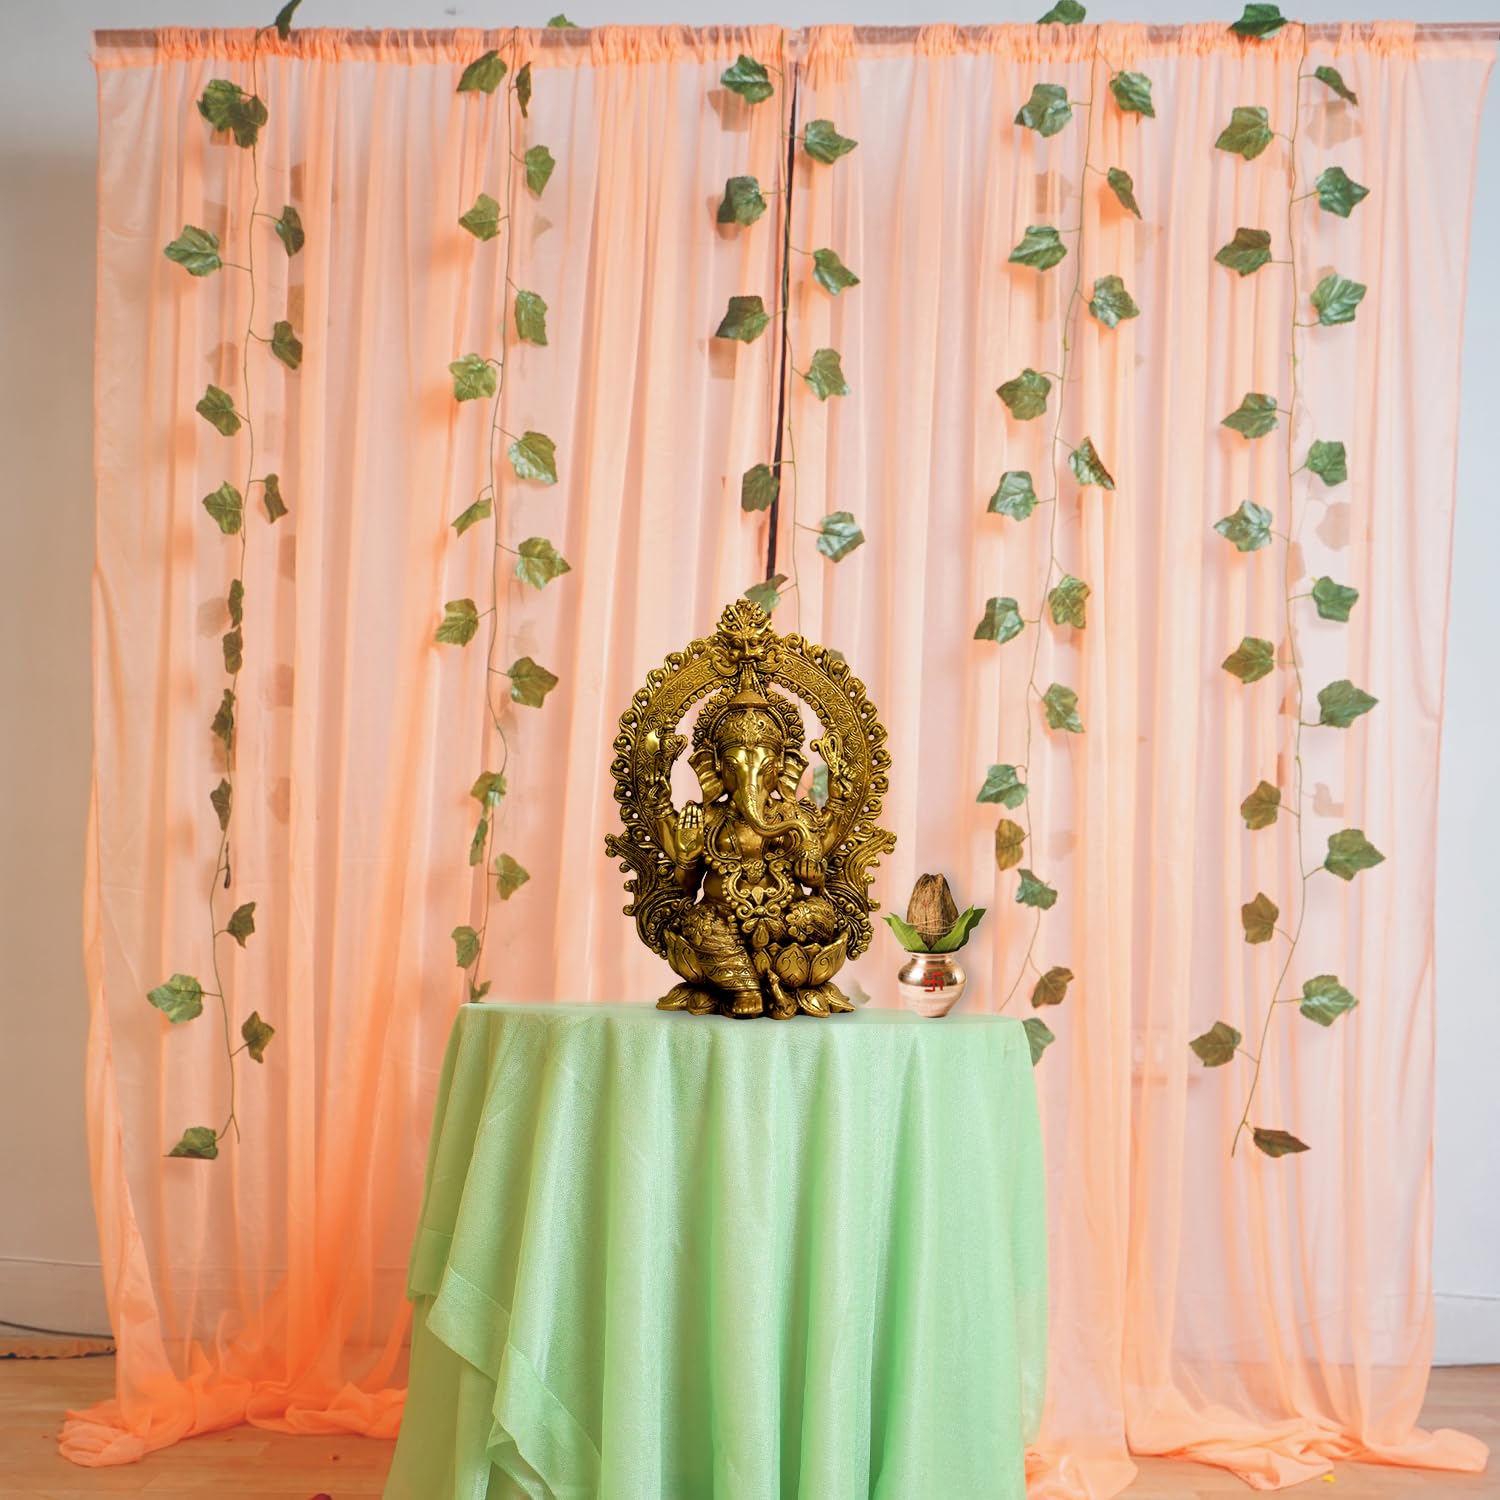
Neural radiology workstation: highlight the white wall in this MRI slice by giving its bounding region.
[3,0,1494,1360]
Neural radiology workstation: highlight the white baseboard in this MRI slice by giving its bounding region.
[1434,1292,1500,1366]
[0,1258,110,1338]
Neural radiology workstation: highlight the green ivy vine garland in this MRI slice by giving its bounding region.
[1192,1,1377,1159]
[147,0,307,1159]
[977,8,1150,1069]
[709,48,865,628]
[438,23,571,1003]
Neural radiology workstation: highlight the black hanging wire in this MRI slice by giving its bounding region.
[764,55,800,581]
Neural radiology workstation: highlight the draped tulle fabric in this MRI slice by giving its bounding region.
[79,23,1491,1497]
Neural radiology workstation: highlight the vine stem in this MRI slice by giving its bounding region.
[997,43,1101,1013]
[463,30,523,1001]
[1231,23,1310,1157]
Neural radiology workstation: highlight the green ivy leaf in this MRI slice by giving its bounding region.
[1009,224,1068,271]
[469,814,489,866]
[240,1011,274,1061]
[741,463,779,512]
[1038,0,1085,19]
[715,294,770,343]
[168,1126,219,1159]
[1069,437,1115,489]
[1015,83,1073,138]
[1023,1016,1055,1066]
[816,511,865,561]
[1214,500,1273,552]
[452,496,492,535]
[508,656,559,707]
[514,536,572,589]
[1017,868,1058,910]
[148,973,204,1024]
[197,79,267,148]
[458,50,507,94]
[1241,890,1279,944]
[1307,439,1348,486]
[989,470,1038,519]
[273,0,303,40]
[453,925,481,967]
[884,912,929,952]
[1315,165,1369,218]
[977,763,1028,809]
[470,978,493,1001]
[1223,636,1276,683]
[1317,679,1377,727]
[274,204,305,256]
[721,54,773,103]
[997,368,1051,421]
[1049,574,1090,628]
[1106,167,1142,218]
[1216,105,1274,159]
[1313,64,1358,105]
[1253,1126,1310,1157]
[1088,274,1139,328]
[211,778,232,830]
[1230,2,1285,37]
[1215,227,1272,277]
[516,62,532,118]
[459,192,502,241]
[514,289,549,345]
[809,765,830,808]
[211,688,235,750]
[197,384,240,436]
[435,598,480,646]
[525,145,557,196]
[803,348,849,400]
[1222,391,1279,439]
[470,771,507,806]
[1324,828,1385,881]
[1241,780,1281,829]
[203,481,244,535]
[547,13,577,26]
[1311,576,1359,622]
[974,596,1025,645]
[812,248,860,296]
[1311,273,1367,326]
[262,473,288,522]
[995,818,1026,871]
[1110,71,1155,117]
[227,579,244,627]
[744,575,788,613]
[164,225,223,276]
[1042,682,1083,733]
[270,320,303,370]
[226,901,256,947]
[494,853,531,898]
[803,119,857,163]
[222,627,243,674]
[508,430,559,484]
[1190,1020,1242,1067]
[1299,974,1358,1026]
[931,907,987,953]
[718,175,767,226]
[1031,965,1074,1006]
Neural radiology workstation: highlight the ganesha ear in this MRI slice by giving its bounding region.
[689,746,724,802]
[780,747,809,799]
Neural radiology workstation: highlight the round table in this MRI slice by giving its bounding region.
[385,1002,1047,1500]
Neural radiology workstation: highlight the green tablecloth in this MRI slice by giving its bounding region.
[385,1002,1047,1500]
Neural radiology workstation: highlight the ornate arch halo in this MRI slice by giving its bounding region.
[604,599,894,967]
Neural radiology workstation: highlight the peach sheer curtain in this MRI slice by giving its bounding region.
[78,21,1491,1499]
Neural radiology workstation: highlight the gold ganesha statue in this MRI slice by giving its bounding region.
[605,600,895,1018]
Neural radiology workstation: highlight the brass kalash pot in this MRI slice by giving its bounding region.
[889,874,985,1018]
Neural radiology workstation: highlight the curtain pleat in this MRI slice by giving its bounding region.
[78,23,1491,1497]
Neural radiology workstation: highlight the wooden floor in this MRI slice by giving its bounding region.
[1,1356,1494,1498]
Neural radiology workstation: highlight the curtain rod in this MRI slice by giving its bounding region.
[95,21,1500,44]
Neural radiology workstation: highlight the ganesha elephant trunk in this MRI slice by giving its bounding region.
[731,764,783,839]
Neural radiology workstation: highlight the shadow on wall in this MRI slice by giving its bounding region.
[0,147,106,1332]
